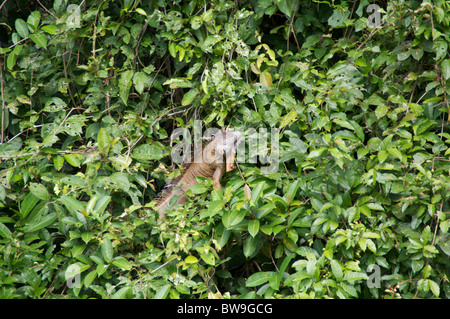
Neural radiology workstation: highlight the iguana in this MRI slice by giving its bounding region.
[156,131,242,217]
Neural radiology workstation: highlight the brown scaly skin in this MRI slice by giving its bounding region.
[156,131,241,217]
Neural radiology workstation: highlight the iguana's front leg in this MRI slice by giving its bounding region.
[212,164,225,190]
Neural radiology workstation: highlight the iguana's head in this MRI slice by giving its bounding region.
[205,131,242,172]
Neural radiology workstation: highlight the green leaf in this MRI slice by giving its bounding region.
[181,88,199,106]
[222,209,246,229]
[30,32,47,48]
[250,181,266,207]
[58,195,86,215]
[243,234,259,257]
[131,144,165,161]
[428,280,440,297]
[41,25,58,34]
[29,182,50,201]
[154,284,171,299]
[44,97,67,112]
[260,70,273,87]
[101,238,113,263]
[110,172,130,191]
[246,272,273,287]
[27,11,41,31]
[6,51,17,70]
[0,222,12,238]
[330,260,343,281]
[328,10,350,28]
[21,192,40,219]
[97,128,111,157]
[84,270,97,288]
[112,257,132,270]
[285,179,300,205]
[111,287,130,299]
[23,212,57,233]
[277,0,298,18]
[441,59,450,80]
[15,19,29,38]
[135,8,147,16]
[64,154,82,167]
[200,252,215,265]
[248,220,260,237]
[189,183,208,194]
[119,70,134,105]
[133,71,149,94]
[185,256,199,264]
[65,262,90,280]
[53,156,64,171]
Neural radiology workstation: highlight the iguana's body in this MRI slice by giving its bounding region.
[156,131,241,217]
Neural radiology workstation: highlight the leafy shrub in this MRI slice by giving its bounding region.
[0,0,449,299]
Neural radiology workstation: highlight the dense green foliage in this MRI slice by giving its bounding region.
[0,0,449,299]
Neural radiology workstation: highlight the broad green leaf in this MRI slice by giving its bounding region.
[135,8,147,16]
[43,97,67,112]
[307,147,327,159]
[277,0,297,18]
[189,183,208,194]
[30,32,47,48]
[330,260,343,281]
[248,220,260,237]
[101,238,113,263]
[64,154,82,167]
[111,287,130,299]
[27,11,41,31]
[343,272,369,281]
[250,181,265,206]
[428,280,440,297]
[154,284,171,299]
[285,179,300,205]
[92,195,111,216]
[97,128,111,157]
[15,19,29,38]
[112,257,132,270]
[181,88,199,106]
[53,156,64,171]
[65,262,90,280]
[23,212,57,233]
[133,71,149,94]
[185,256,199,264]
[328,10,350,28]
[29,182,50,201]
[110,172,130,191]
[6,51,17,70]
[222,209,246,229]
[260,70,273,87]
[41,25,57,34]
[58,195,86,215]
[243,235,258,257]
[131,144,164,161]
[119,70,133,105]
[246,271,273,287]
[279,254,295,274]
[441,59,450,80]
[200,252,215,265]
[21,192,40,219]
[84,270,97,288]
[0,222,12,238]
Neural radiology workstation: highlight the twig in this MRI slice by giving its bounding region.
[35,0,57,19]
